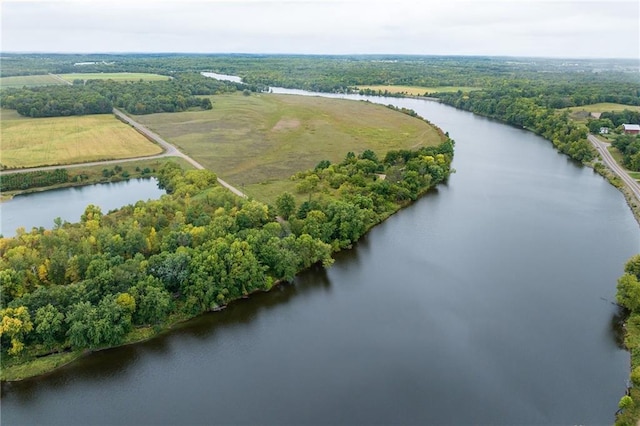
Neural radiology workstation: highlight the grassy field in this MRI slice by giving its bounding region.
[357,85,482,96]
[135,92,446,202]
[0,74,67,88]
[563,103,640,123]
[1,109,163,168]
[56,73,170,82]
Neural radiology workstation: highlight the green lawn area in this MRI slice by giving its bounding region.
[56,73,170,82]
[357,85,481,96]
[0,74,67,88]
[608,146,625,165]
[135,92,446,203]
[628,171,640,181]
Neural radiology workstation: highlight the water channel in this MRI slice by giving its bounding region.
[1,81,639,424]
[1,179,165,238]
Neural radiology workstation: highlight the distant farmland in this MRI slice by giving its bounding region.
[1,109,163,168]
[135,92,446,202]
[57,73,170,82]
[0,74,67,88]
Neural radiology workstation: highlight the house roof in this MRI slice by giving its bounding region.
[623,124,640,131]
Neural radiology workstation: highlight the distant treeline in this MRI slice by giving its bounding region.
[0,73,248,117]
[436,89,595,163]
[600,110,640,127]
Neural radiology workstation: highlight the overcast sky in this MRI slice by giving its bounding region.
[1,0,639,58]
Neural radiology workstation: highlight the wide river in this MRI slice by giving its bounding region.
[2,83,639,424]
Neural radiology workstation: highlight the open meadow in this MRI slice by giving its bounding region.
[357,85,482,96]
[135,92,446,202]
[0,109,163,168]
[56,73,170,82]
[0,74,67,88]
[563,102,640,123]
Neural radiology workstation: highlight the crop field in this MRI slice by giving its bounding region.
[0,74,67,88]
[357,85,482,96]
[0,110,163,168]
[135,92,446,202]
[56,73,170,82]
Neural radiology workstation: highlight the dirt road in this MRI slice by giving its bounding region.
[1,109,247,199]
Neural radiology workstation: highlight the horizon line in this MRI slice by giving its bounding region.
[1,51,639,61]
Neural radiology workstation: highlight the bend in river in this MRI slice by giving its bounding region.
[2,82,639,425]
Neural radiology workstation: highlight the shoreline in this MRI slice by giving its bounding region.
[0,176,444,382]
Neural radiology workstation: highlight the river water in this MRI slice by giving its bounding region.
[0,179,165,238]
[1,82,639,424]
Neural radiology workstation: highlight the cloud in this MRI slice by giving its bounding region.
[1,0,638,58]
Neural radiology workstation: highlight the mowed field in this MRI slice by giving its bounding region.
[57,73,170,82]
[0,74,67,88]
[135,92,446,200]
[357,85,482,96]
[1,109,163,168]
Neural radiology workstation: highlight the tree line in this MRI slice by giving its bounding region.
[612,135,640,171]
[436,89,596,163]
[615,255,640,424]
[0,169,69,192]
[0,137,453,364]
[0,73,246,117]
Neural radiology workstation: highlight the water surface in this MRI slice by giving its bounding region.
[2,89,638,425]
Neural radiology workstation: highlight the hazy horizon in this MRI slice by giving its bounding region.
[2,0,639,60]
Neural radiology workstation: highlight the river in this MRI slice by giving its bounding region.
[0,179,165,238]
[1,81,639,424]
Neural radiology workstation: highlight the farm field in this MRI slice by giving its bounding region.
[563,102,640,123]
[562,102,640,114]
[357,85,482,96]
[135,92,446,202]
[0,74,67,88]
[0,109,163,168]
[56,73,171,82]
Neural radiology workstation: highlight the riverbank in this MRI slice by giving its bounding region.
[0,157,192,204]
[0,180,440,382]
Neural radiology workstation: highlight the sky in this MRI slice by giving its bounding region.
[1,0,639,59]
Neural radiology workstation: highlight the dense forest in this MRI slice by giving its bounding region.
[0,138,453,365]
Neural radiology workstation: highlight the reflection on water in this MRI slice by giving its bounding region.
[611,306,629,350]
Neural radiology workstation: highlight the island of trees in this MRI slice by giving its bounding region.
[0,138,454,380]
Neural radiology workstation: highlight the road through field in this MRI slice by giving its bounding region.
[588,133,640,201]
[0,109,247,198]
[48,73,72,85]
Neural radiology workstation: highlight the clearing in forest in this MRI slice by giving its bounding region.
[0,110,163,168]
[134,92,447,201]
